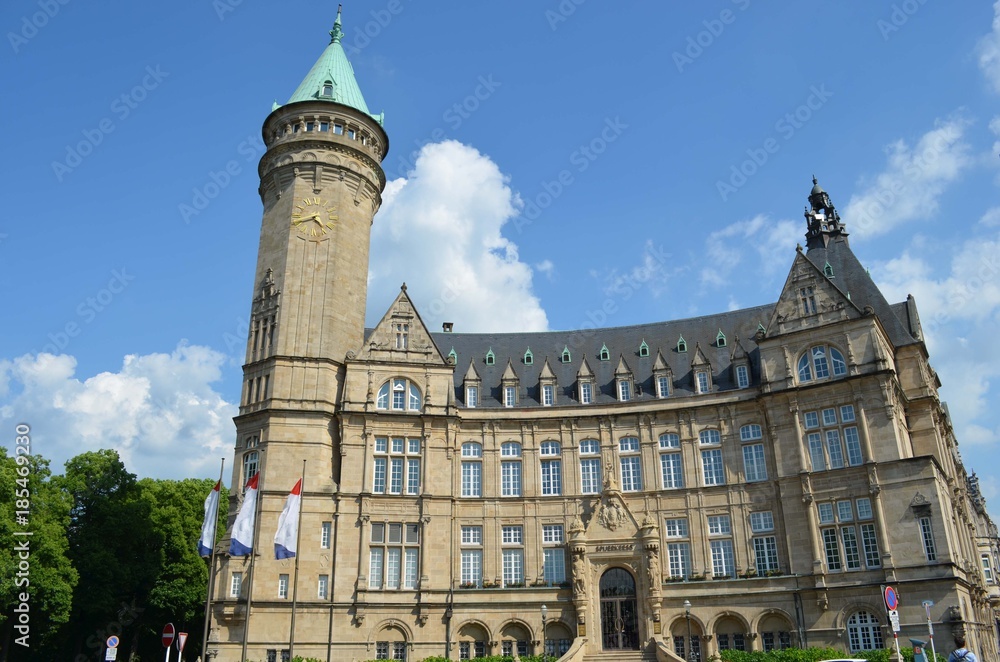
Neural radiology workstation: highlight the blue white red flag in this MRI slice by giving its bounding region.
[197,480,222,557]
[273,478,302,559]
[229,473,259,556]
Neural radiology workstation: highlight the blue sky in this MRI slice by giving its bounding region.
[2,1,1000,516]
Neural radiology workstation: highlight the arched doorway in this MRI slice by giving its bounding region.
[599,568,639,650]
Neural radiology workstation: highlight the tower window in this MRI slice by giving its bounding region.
[322,83,333,97]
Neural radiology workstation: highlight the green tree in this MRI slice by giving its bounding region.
[0,449,78,661]
[54,450,161,661]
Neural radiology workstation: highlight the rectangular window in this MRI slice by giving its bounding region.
[403,549,418,589]
[657,375,670,397]
[754,536,779,574]
[389,458,403,494]
[707,515,731,535]
[804,411,819,429]
[856,497,873,520]
[620,456,642,491]
[983,553,994,583]
[541,460,562,495]
[504,386,516,407]
[543,548,566,585]
[842,526,861,570]
[659,433,680,449]
[501,461,522,497]
[736,364,749,388]
[696,371,709,393]
[502,549,524,586]
[710,539,735,577]
[461,526,482,545]
[861,523,881,568]
[466,386,478,407]
[822,528,842,571]
[822,408,838,426]
[800,286,817,314]
[542,525,564,543]
[826,430,845,469]
[580,382,593,404]
[580,457,601,494]
[840,404,856,422]
[742,443,767,482]
[373,457,387,494]
[391,438,404,454]
[318,574,328,599]
[375,437,388,453]
[837,500,854,522]
[619,437,639,452]
[231,572,243,598]
[750,511,774,532]
[919,516,937,561]
[702,449,724,486]
[618,380,632,401]
[370,548,384,588]
[818,503,835,524]
[406,459,420,495]
[844,427,863,465]
[542,384,554,406]
[502,525,523,545]
[461,550,482,586]
[461,461,481,497]
[664,518,688,538]
[321,521,331,549]
[660,453,684,489]
[808,433,826,471]
[386,548,401,589]
[667,542,690,578]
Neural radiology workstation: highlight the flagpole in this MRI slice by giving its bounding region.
[200,458,225,661]
[241,458,264,662]
[289,460,306,659]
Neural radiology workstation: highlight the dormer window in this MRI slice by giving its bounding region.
[322,82,334,97]
[677,336,687,353]
[466,385,479,408]
[716,330,727,348]
[599,344,610,361]
[561,347,572,363]
[524,349,533,365]
[485,349,495,366]
[618,379,632,402]
[656,375,671,398]
[639,340,649,357]
[824,262,834,278]
[503,386,517,408]
[448,348,457,363]
[579,381,593,404]
[695,371,710,394]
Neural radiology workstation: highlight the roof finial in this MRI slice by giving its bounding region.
[330,4,344,44]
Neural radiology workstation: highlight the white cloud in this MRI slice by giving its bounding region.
[980,206,1000,227]
[535,259,555,280]
[598,240,673,300]
[0,344,236,480]
[978,1,1000,93]
[844,117,972,239]
[699,215,799,288]
[368,140,548,332]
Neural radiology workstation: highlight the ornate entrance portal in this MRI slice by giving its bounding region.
[599,568,639,650]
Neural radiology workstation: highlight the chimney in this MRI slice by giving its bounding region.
[442,322,454,333]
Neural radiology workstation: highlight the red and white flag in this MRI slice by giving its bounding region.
[273,478,302,559]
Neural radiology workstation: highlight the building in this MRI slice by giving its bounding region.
[207,11,1000,662]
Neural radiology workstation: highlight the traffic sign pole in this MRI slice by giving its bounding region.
[923,600,937,662]
[882,586,902,662]
[162,623,175,662]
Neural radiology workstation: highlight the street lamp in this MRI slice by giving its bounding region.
[684,600,694,662]
[540,604,548,662]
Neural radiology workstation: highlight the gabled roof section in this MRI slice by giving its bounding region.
[501,359,519,381]
[358,284,447,365]
[577,357,594,379]
[463,360,481,382]
[691,343,710,367]
[766,247,861,335]
[539,358,556,380]
[286,7,374,117]
[652,350,669,372]
[615,355,632,376]
[730,336,749,362]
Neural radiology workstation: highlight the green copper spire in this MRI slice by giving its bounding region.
[286,6,374,117]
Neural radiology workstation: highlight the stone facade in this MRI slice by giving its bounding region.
[205,16,1000,662]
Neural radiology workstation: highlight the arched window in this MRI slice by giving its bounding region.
[846,610,884,652]
[797,345,847,382]
[376,378,422,412]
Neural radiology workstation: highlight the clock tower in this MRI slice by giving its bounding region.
[235,6,388,488]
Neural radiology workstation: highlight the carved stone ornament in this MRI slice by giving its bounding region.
[597,499,627,531]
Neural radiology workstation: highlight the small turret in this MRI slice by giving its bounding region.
[804,176,848,250]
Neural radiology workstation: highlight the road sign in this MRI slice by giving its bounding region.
[105,648,118,661]
[176,632,188,652]
[889,609,901,632]
[161,623,175,648]
[884,585,899,611]
[106,636,120,648]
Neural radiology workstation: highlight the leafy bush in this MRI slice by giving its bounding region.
[717,647,945,662]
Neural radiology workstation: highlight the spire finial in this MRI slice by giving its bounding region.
[812,174,818,186]
[330,4,344,44]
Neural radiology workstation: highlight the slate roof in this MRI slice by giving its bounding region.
[428,305,773,409]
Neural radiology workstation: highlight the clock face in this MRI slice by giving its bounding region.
[291,197,338,239]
